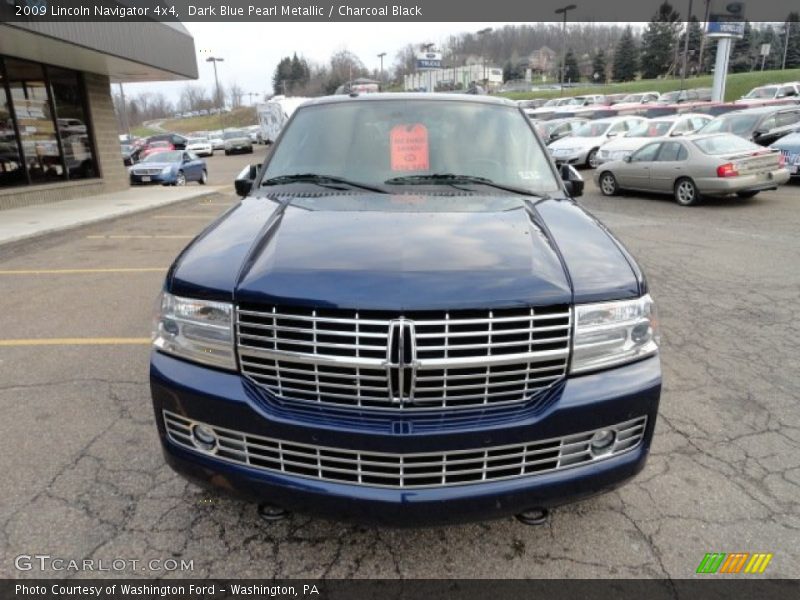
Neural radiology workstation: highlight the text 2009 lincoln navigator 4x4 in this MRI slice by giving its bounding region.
[150,94,661,526]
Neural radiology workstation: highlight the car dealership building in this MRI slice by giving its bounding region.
[0,19,196,210]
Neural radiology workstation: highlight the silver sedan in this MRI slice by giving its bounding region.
[593,133,790,206]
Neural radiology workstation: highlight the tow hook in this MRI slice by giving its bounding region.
[515,507,550,526]
[257,502,290,522]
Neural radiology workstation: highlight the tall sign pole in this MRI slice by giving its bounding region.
[706,0,745,102]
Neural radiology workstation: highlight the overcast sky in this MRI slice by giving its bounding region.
[121,22,531,104]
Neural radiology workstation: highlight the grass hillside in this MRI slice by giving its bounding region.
[501,68,800,103]
[159,106,258,134]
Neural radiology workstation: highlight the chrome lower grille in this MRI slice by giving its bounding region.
[135,168,162,176]
[164,410,647,489]
[236,305,571,411]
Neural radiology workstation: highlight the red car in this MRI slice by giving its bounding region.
[140,141,174,159]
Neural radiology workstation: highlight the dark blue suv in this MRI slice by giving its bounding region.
[150,94,661,526]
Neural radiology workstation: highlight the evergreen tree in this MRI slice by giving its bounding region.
[785,13,800,69]
[613,26,639,82]
[640,1,681,79]
[564,49,580,83]
[271,57,293,94]
[678,16,704,75]
[592,50,607,83]
[730,21,755,73]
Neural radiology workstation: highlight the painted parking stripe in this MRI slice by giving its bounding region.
[0,268,165,275]
[152,215,218,220]
[0,338,150,346]
[86,235,194,239]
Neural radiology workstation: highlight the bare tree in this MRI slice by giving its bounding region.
[227,81,244,109]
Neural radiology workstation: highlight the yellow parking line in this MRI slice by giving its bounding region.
[0,338,150,347]
[86,235,194,239]
[0,268,165,275]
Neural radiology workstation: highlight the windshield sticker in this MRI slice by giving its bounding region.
[390,124,430,171]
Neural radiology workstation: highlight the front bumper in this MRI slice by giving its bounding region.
[550,147,590,166]
[130,172,175,185]
[150,352,661,526]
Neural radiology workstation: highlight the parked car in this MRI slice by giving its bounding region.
[150,93,661,526]
[595,133,790,206]
[139,140,173,159]
[697,105,800,146]
[207,130,225,151]
[186,137,214,157]
[605,93,629,105]
[530,117,588,145]
[736,83,800,105]
[553,94,607,113]
[147,133,188,150]
[596,114,713,165]
[246,125,262,144]
[548,116,647,168]
[608,92,660,110]
[770,130,800,178]
[222,128,253,155]
[129,150,207,186]
[121,144,135,166]
[525,97,575,117]
[657,88,711,104]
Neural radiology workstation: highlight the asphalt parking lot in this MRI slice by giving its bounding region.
[1,159,798,578]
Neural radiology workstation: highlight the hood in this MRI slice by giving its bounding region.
[133,161,175,171]
[168,194,642,309]
[549,136,601,150]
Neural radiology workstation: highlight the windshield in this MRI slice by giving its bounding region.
[223,129,245,139]
[187,138,205,144]
[149,141,169,148]
[627,120,672,137]
[693,135,760,155]
[262,99,560,195]
[699,113,760,136]
[573,121,611,137]
[543,99,560,107]
[744,87,777,99]
[659,91,680,103]
[142,150,182,163]
[621,94,643,103]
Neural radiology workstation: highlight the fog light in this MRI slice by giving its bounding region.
[191,424,217,451]
[590,429,615,455]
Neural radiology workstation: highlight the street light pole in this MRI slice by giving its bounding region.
[477,27,493,88]
[205,56,224,117]
[782,21,791,70]
[377,52,386,89]
[681,0,694,90]
[555,4,577,97]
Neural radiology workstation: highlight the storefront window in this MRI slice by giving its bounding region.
[5,58,65,184]
[0,63,26,188]
[49,67,96,180]
[0,55,97,189]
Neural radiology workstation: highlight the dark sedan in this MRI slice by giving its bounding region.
[698,105,800,146]
[150,94,661,526]
[129,150,207,186]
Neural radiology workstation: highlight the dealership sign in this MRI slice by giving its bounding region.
[416,51,442,70]
[706,0,745,38]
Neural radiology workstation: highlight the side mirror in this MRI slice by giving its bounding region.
[753,128,768,138]
[670,131,683,137]
[560,164,584,198]
[607,131,619,138]
[624,155,633,163]
[234,163,259,197]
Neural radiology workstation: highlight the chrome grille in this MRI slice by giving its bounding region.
[135,168,163,176]
[236,305,571,411]
[164,410,647,489]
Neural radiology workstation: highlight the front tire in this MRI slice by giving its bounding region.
[599,171,619,196]
[736,190,759,199]
[175,171,186,187]
[586,148,599,169]
[674,177,699,206]
[199,170,207,185]
[224,150,230,156]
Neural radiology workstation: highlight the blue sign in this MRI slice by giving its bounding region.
[416,59,442,70]
[706,20,745,37]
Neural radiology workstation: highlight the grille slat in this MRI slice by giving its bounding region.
[237,305,571,411]
[165,411,647,489]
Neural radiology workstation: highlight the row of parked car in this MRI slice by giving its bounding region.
[120,126,261,166]
[525,96,800,205]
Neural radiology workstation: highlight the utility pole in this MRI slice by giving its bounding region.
[377,52,386,89]
[205,56,224,126]
[555,5,577,96]
[782,20,791,70]
[477,27,492,88]
[697,0,711,73]
[681,0,694,90]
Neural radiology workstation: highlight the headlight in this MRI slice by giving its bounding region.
[571,294,660,374]
[161,166,173,175]
[152,292,236,370]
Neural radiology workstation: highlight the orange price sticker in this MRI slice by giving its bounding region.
[390,123,430,171]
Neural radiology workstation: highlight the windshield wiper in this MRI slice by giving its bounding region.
[385,173,545,198]
[261,173,387,194]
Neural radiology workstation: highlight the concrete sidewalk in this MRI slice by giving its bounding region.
[0,185,225,247]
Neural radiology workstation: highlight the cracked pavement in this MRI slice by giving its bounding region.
[1,174,798,579]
